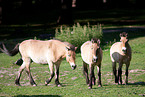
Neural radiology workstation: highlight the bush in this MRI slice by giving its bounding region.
[55,23,103,52]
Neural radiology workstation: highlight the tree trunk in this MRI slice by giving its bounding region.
[57,0,73,24]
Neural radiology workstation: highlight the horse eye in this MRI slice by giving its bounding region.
[68,55,71,57]
[91,48,93,49]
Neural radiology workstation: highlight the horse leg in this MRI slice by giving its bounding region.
[97,64,102,87]
[112,62,118,83]
[55,62,61,87]
[118,62,123,85]
[15,62,26,86]
[83,61,89,85]
[92,70,96,85]
[88,65,94,89]
[25,63,37,86]
[45,62,54,85]
[125,63,130,85]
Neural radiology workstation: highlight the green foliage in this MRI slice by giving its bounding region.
[55,23,103,52]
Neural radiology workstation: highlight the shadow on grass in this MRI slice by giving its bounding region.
[128,82,145,86]
[13,95,61,97]
[103,81,145,88]
[58,83,74,87]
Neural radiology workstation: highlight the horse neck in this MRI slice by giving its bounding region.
[121,41,126,48]
[53,41,67,60]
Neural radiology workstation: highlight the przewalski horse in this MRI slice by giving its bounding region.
[110,32,132,85]
[81,38,103,89]
[0,39,77,86]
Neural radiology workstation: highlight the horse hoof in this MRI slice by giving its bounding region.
[125,83,128,85]
[88,86,92,89]
[33,84,37,86]
[57,84,62,87]
[98,85,102,87]
[15,81,21,86]
[45,82,48,86]
[15,82,21,86]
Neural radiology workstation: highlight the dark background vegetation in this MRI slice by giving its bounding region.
[0,0,145,41]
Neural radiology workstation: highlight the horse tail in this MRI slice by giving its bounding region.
[0,43,20,56]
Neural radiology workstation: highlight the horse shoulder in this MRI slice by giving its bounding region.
[110,42,123,62]
[48,40,66,63]
[81,41,93,64]
[110,42,122,54]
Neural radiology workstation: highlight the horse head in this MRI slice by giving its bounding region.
[91,38,100,63]
[120,32,129,54]
[65,44,77,70]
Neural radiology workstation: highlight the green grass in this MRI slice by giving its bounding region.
[0,35,145,96]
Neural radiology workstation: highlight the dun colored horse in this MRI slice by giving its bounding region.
[0,39,77,86]
[81,38,103,89]
[110,32,132,85]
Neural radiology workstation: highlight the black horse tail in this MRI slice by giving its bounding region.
[0,43,20,56]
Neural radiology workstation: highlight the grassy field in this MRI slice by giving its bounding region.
[0,32,145,96]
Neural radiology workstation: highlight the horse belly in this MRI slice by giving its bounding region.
[28,50,50,64]
[111,52,122,63]
[31,56,48,64]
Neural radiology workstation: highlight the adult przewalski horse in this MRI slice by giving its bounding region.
[81,38,103,89]
[0,39,77,86]
[110,32,132,85]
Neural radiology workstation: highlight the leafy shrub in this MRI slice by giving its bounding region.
[55,23,103,52]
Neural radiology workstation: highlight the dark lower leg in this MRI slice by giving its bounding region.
[89,73,93,89]
[92,73,96,85]
[118,69,122,85]
[97,66,102,87]
[15,73,21,86]
[112,62,118,83]
[98,70,101,86]
[45,72,54,85]
[15,67,25,86]
[83,62,89,84]
[55,68,60,86]
[26,70,36,86]
[125,68,128,85]
[89,67,94,89]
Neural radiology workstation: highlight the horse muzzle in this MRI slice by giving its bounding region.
[122,47,127,54]
[92,56,98,63]
[71,65,77,70]
[122,49,127,54]
[70,63,77,70]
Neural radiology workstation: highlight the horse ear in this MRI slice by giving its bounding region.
[91,39,94,43]
[65,47,71,51]
[75,47,77,51]
[125,33,128,37]
[97,39,101,44]
[120,33,123,37]
[126,39,129,42]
